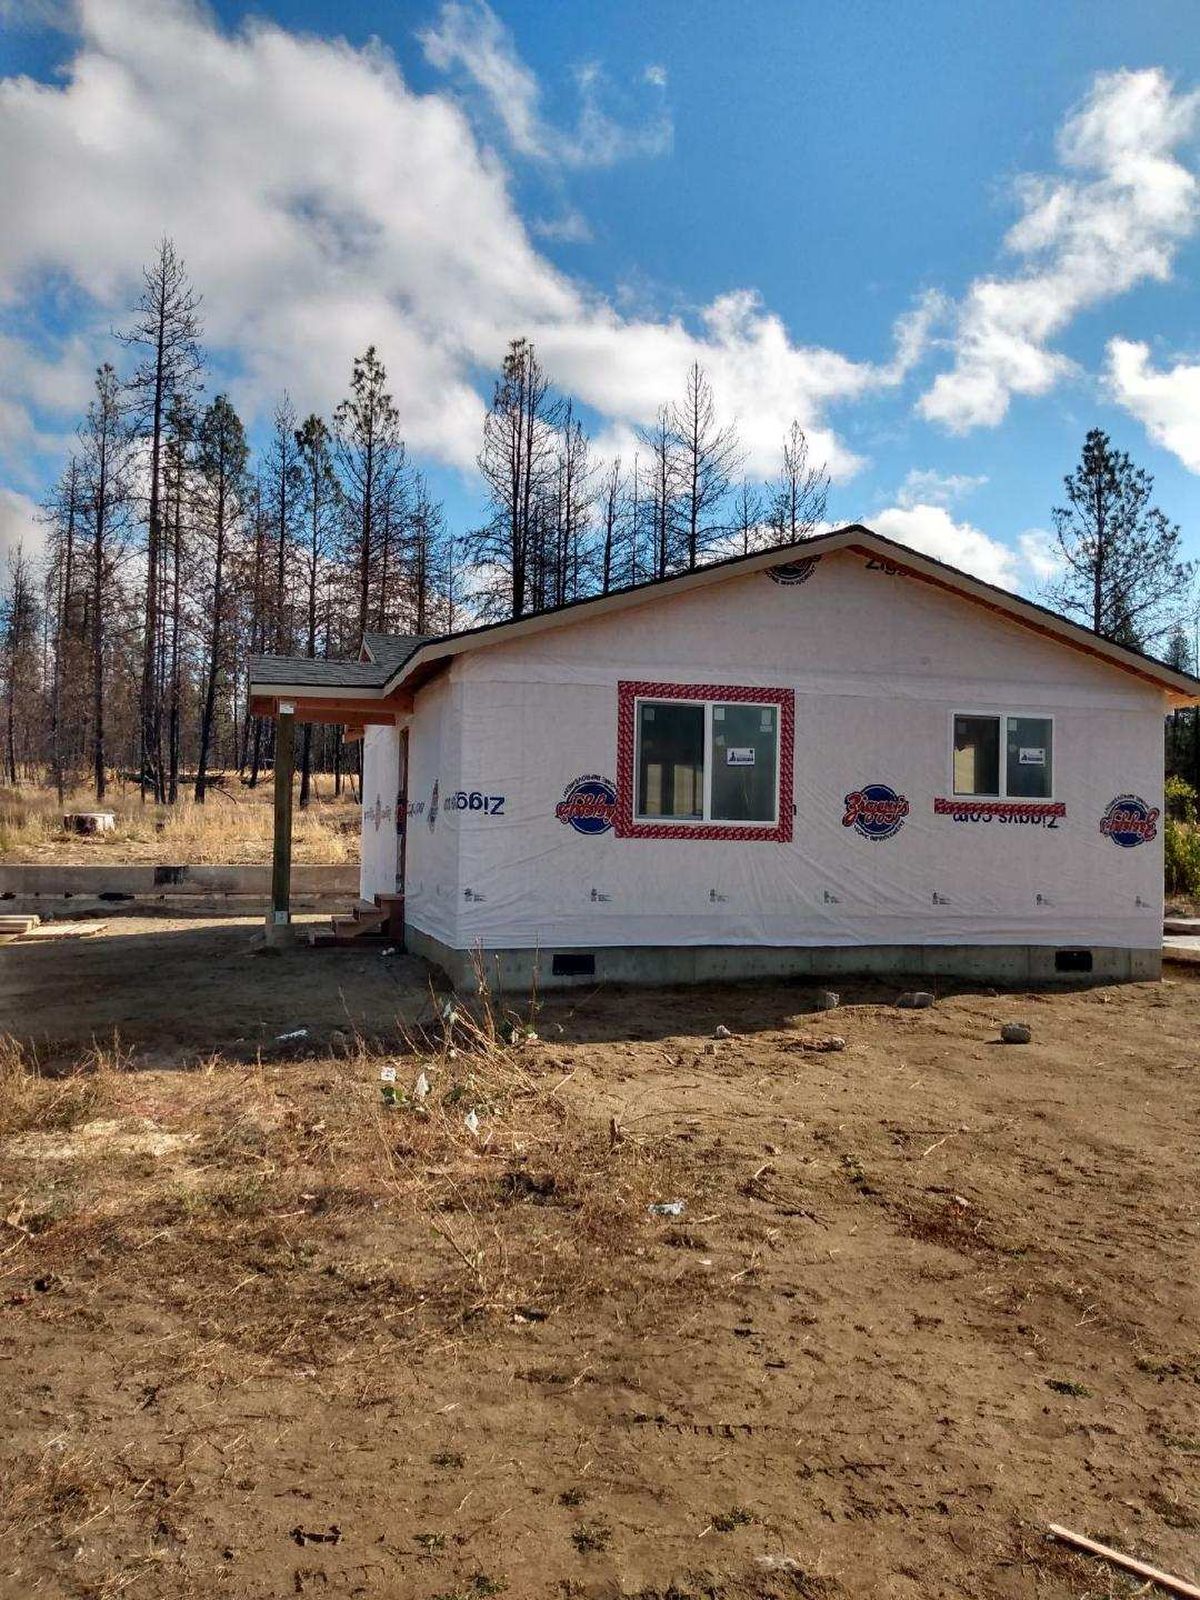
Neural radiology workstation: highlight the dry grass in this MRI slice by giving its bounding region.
[0,1034,129,1139]
[0,989,687,1383]
[0,776,359,865]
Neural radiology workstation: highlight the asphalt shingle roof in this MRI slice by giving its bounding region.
[248,654,392,690]
[360,631,434,669]
[249,631,438,693]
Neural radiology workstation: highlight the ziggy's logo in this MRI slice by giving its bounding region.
[843,783,909,841]
[1100,794,1158,848]
[767,556,819,586]
[556,775,617,836]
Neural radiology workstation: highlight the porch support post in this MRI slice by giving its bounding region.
[267,704,295,944]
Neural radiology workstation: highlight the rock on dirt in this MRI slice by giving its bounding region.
[713,1024,732,1039]
[1001,1022,1032,1044]
[896,991,935,1009]
[814,990,840,1011]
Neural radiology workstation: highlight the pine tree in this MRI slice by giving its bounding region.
[475,338,561,619]
[672,362,741,569]
[295,413,337,806]
[119,239,203,802]
[1,544,42,785]
[639,405,679,580]
[79,363,132,801]
[1048,428,1194,646]
[194,395,248,802]
[767,420,829,545]
[333,348,405,645]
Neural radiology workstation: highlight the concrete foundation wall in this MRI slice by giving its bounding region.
[0,863,359,899]
[405,926,1161,992]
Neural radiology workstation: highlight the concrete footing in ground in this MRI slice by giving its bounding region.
[404,927,1162,992]
[262,912,299,949]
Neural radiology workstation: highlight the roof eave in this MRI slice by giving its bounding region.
[246,679,388,702]
[379,523,1200,705]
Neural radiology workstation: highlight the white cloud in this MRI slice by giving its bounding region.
[0,487,43,563]
[644,65,668,89]
[919,69,1200,433]
[419,0,671,169]
[0,0,929,487]
[1106,337,1200,472]
[1017,527,1062,583]
[896,467,987,509]
[864,504,1065,593]
[532,208,593,244]
[867,503,1018,587]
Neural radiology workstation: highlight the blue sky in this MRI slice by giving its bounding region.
[2,0,1200,601]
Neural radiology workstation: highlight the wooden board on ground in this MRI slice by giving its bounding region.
[0,919,107,943]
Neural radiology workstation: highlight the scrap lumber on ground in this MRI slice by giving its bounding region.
[0,919,106,943]
[1048,1524,1200,1598]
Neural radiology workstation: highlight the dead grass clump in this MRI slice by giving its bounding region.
[0,1444,116,1548]
[365,1000,697,1325]
[0,1034,126,1137]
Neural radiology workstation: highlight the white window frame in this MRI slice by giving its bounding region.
[634,695,781,828]
[949,709,1057,802]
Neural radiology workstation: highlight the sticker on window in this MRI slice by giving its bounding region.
[726,747,756,766]
[1019,747,1045,765]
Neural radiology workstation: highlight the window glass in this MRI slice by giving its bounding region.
[711,703,777,822]
[953,714,1001,796]
[1006,716,1053,798]
[637,701,704,818]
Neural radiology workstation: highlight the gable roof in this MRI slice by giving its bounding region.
[360,631,434,670]
[381,523,1200,706]
[248,524,1200,708]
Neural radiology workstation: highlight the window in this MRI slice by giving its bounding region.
[953,713,1053,800]
[637,701,704,818]
[617,681,794,842]
[636,699,778,823]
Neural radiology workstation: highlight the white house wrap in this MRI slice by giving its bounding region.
[248,526,1197,988]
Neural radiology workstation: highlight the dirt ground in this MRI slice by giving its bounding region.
[0,914,434,1064]
[2,918,1199,1600]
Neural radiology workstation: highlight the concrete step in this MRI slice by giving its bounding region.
[310,926,390,949]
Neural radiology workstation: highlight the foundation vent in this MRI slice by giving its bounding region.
[551,952,596,978]
[1054,948,1093,973]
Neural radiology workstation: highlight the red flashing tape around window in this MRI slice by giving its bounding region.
[615,680,795,841]
[933,798,1066,820]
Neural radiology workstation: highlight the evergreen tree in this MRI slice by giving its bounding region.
[79,363,132,800]
[194,395,248,802]
[1047,428,1193,647]
[333,348,405,645]
[475,337,561,620]
[119,239,203,801]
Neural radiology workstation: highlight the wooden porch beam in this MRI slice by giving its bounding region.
[248,693,413,724]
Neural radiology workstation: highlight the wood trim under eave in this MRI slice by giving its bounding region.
[248,693,414,723]
[844,543,1195,704]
